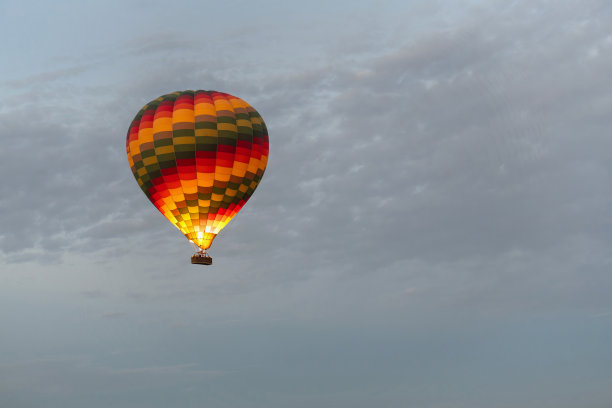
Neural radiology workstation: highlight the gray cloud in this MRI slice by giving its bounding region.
[1,1,612,407]
[0,356,228,408]
[101,311,126,319]
[1,66,90,89]
[2,0,610,299]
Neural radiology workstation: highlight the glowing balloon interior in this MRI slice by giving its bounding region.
[126,90,269,254]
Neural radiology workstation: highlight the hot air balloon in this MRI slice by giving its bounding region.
[126,90,269,265]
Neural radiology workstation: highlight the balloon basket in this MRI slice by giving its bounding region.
[191,251,212,265]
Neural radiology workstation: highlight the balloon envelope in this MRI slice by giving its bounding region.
[126,90,269,250]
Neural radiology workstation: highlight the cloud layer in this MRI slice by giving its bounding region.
[1,1,612,407]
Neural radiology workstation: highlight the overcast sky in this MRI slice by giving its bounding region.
[1,0,612,407]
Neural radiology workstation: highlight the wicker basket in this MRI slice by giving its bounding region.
[191,254,213,265]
